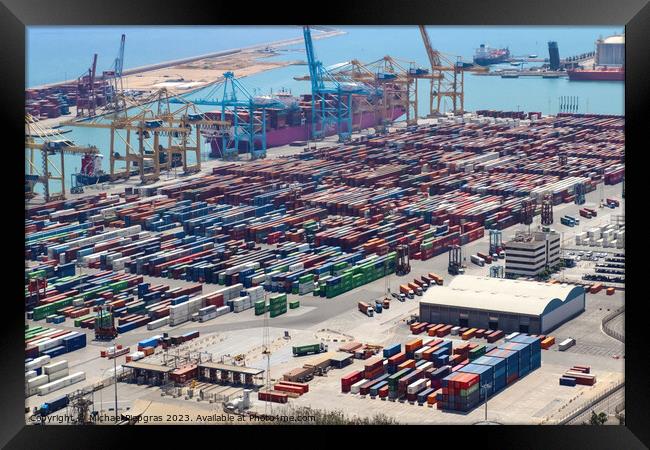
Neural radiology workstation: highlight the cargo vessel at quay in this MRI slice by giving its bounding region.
[202,89,406,157]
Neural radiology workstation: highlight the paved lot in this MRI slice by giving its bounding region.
[25,179,624,424]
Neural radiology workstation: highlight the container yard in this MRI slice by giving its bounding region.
[24,26,624,426]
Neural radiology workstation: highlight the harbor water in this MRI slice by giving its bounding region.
[26,26,624,194]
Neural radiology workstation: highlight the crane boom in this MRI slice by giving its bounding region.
[116,34,125,77]
[419,25,440,68]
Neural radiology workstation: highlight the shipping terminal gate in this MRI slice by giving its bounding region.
[419,275,585,335]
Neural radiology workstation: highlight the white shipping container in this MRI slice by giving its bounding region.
[558,338,576,351]
[505,332,520,342]
[350,379,368,394]
[25,370,38,381]
[451,326,461,336]
[27,374,49,388]
[47,368,70,382]
[25,355,51,371]
[199,311,218,322]
[37,372,86,396]
[169,316,189,326]
[147,317,169,330]
[199,305,217,315]
[43,360,68,375]
[407,379,428,395]
[413,347,427,360]
[215,306,230,317]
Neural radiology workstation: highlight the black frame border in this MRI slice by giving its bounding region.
[2,0,648,447]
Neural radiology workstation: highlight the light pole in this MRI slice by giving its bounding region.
[482,382,493,422]
[99,366,113,419]
[114,349,119,424]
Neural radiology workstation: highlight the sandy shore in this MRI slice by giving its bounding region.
[30,28,345,130]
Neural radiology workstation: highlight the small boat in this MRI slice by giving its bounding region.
[542,73,560,79]
[501,72,520,79]
[528,54,538,58]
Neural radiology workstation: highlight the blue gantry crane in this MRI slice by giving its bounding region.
[169,72,284,160]
[302,26,370,142]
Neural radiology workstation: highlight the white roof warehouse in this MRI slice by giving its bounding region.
[419,275,585,334]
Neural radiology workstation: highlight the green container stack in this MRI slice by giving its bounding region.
[110,280,128,293]
[254,300,267,316]
[73,313,96,327]
[32,296,74,321]
[325,252,397,299]
[269,294,288,318]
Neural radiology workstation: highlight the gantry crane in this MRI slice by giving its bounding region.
[64,91,229,183]
[76,54,99,117]
[303,26,371,142]
[170,71,285,160]
[367,56,419,126]
[25,114,100,202]
[416,25,487,116]
[107,34,127,115]
[295,55,418,130]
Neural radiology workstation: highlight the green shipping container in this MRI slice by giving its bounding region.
[289,300,300,309]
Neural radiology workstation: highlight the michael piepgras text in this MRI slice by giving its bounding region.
[31,412,317,424]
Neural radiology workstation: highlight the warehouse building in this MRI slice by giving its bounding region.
[596,34,624,66]
[504,231,560,277]
[419,275,585,334]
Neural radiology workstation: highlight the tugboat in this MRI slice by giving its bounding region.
[473,44,511,66]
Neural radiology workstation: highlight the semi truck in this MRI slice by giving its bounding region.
[477,252,492,264]
[471,255,485,267]
[378,298,391,309]
[560,216,576,227]
[412,278,429,291]
[374,302,383,313]
[293,343,328,357]
[400,284,415,299]
[36,395,70,417]
[428,273,444,285]
[579,208,593,219]
[408,282,423,296]
[358,301,374,317]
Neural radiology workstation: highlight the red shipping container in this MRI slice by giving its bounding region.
[341,370,363,393]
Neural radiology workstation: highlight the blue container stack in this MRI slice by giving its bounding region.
[472,355,507,392]
[63,332,86,352]
[509,335,542,370]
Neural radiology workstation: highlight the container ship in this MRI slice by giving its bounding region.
[202,89,406,157]
[567,67,624,81]
[473,44,511,66]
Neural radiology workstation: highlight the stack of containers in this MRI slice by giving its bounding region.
[437,372,480,411]
[269,294,288,318]
[509,335,542,370]
[231,294,252,313]
[470,355,507,392]
[198,305,218,322]
[43,360,70,383]
[36,372,86,396]
[485,348,519,384]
